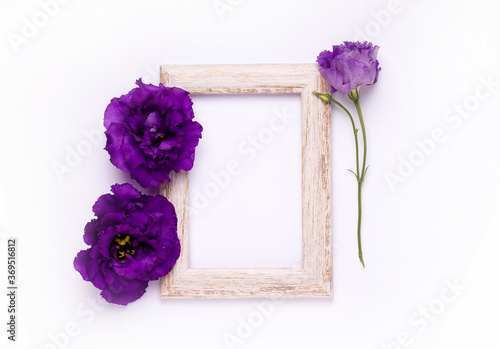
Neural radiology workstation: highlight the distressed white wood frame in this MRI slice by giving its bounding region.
[159,64,332,298]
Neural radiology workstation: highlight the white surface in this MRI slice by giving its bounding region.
[189,94,302,269]
[0,0,500,348]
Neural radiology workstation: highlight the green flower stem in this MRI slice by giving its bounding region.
[353,99,367,268]
[357,181,364,267]
[313,91,368,268]
[312,92,360,177]
[330,100,360,178]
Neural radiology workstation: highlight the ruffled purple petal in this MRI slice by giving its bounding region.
[103,80,202,188]
[146,246,180,280]
[74,247,106,290]
[130,165,169,188]
[104,123,133,173]
[83,219,99,245]
[110,183,142,203]
[111,251,158,280]
[144,111,162,129]
[100,282,148,306]
[317,41,381,95]
[100,268,149,306]
[103,98,130,129]
[92,193,116,217]
[142,194,176,218]
[317,50,334,69]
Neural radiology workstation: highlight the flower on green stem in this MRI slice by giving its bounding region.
[314,41,381,267]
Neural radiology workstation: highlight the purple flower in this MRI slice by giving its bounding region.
[317,41,381,95]
[74,183,180,305]
[104,79,203,188]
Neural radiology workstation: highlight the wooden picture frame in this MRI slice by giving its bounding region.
[159,64,332,298]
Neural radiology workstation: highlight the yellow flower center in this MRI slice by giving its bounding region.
[113,234,136,259]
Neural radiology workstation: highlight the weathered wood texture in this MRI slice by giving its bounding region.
[160,64,332,298]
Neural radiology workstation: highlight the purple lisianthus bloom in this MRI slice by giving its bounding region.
[104,79,203,188]
[74,183,180,305]
[317,41,381,95]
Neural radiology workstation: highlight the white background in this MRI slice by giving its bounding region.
[1,0,500,348]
